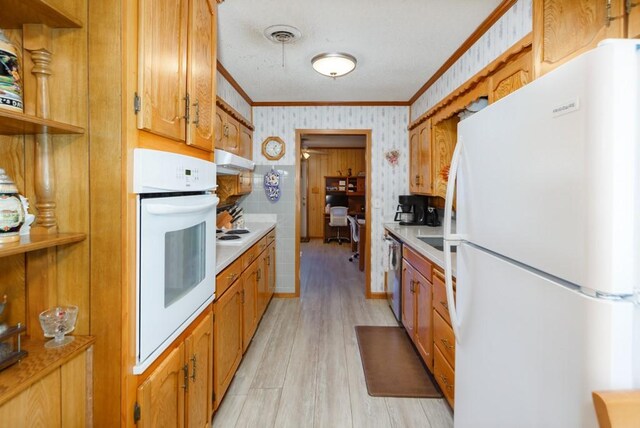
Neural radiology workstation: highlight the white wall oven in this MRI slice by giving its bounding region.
[133,149,217,374]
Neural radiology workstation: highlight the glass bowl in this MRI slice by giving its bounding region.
[38,305,78,348]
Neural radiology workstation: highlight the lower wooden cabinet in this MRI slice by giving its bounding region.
[432,268,456,408]
[242,259,259,353]
[213,279,243,411]
[212,230,276,413]
[137,311,213,427]
[401,260,416,338]
[0,349,91,427]
[402,246,434,371]
[434,346,455,407]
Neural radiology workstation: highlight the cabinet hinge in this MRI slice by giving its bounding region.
[628,0,639,14]
[133,401,141,424]
[134,92,141,115]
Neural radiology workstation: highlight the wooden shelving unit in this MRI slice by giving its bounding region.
[0,233,86,258]
[0,335,95,406]
[0,0,82,28]
[0,110,85,136]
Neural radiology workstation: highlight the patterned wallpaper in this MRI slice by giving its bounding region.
[411,0,533,121]
[216,72,252,121]
[247,106,410,294]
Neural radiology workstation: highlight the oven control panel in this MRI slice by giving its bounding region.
[134,149,217,193]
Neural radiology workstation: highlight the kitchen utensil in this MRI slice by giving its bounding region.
[39,305,78,348]
[216,211,233,229]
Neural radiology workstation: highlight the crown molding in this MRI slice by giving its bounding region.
[408,0,517,105]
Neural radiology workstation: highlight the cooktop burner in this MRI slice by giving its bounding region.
[218,235,241,241]
[225,229,250,235]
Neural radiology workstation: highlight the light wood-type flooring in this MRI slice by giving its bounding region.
[213,239,454,428]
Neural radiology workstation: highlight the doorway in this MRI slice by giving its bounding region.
[294,129,373,298]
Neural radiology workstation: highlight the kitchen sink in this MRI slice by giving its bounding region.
[417,236,457,252]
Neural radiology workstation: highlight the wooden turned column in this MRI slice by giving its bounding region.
[28,47,57,234]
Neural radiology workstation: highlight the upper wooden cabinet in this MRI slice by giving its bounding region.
[533,0,626,76]
[215,107,240,154]
[488,49,532,104]
[186,0,217,152]
[629,1,640,38]
[409,119,433,195]
[432,116,459,200]
[239,125,253,159]
[138,0,216,151]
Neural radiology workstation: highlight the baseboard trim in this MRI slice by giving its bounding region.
[368,292,387,300]
[274,292,298,298]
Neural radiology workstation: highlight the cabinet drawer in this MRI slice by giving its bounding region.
[402,245,432,282]
[434,311,455,369]
[432,269,454,325]
[216,257,243,299]
[266,229,276,245]
[242,245,259,270]
[256,236,268,254]
[434,346,455,408]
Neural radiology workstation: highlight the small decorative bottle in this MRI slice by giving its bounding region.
[0,169,25,243]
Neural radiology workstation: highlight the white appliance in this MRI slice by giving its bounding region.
[443,39,640,427]
[134,149,218,374]
[384,234,403,321]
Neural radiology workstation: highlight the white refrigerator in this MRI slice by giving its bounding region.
[443,39,640,427]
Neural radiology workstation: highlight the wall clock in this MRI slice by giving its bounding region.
[261,136,286,161]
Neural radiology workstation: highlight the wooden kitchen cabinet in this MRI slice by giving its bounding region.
[533,0,625,77]
[242,259,259,353]
[137,344,185,428]
[185,312,213,428]
[488,48,532,104]
[212,230,276,413]
[432,268,456,408]
[239,124,253,159]
[213,279,242,411]
[431,116,459,199]
[629,1,640,38]
[214,107,240,154]
[137,311,213,427]
[409,119,433,195]
[401,260,416,338]
[402,246,434,370]
[138,0,216,151]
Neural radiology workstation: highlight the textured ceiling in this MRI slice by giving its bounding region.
[217,0,502,102]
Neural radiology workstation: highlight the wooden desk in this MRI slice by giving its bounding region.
[357,220,365,272]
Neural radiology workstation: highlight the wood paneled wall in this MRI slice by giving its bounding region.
[306,148,365,238]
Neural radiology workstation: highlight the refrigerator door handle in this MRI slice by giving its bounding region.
[444,138,463,343]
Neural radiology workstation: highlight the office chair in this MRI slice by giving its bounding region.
[328,206,350,245]
[347,216,359,262]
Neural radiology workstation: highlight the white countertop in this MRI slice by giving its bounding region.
[383,222,457,276]
[216,221,276,273]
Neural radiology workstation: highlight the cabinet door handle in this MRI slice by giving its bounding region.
[627,0,639,14]
[266,256,271,266]
[190,354,197,382]
[192,100,200,127]
[257,268,261,281]
[415,175,421,186]
[182,363,189,391]
[223,123,229,137]
[183,93,190,124]
[440,300,448,311]
[227,272,237,282]
[440,338,454,350]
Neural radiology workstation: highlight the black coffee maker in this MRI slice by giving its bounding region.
[394,195,428,225]
[425,206,441,226]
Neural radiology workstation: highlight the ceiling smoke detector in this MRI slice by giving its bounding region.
[264,25,301,44]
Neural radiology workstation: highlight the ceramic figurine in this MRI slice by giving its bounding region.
[0,30,23,112]
[19,196,34,236]
[0,169,25,243]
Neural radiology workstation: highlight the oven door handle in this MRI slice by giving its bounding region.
[146,197,219,215]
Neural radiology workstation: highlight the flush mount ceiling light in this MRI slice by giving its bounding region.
[311,52,357,78]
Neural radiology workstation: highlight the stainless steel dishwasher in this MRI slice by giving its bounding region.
[384,234,402,321]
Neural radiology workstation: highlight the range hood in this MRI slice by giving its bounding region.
[214,149,255,175]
